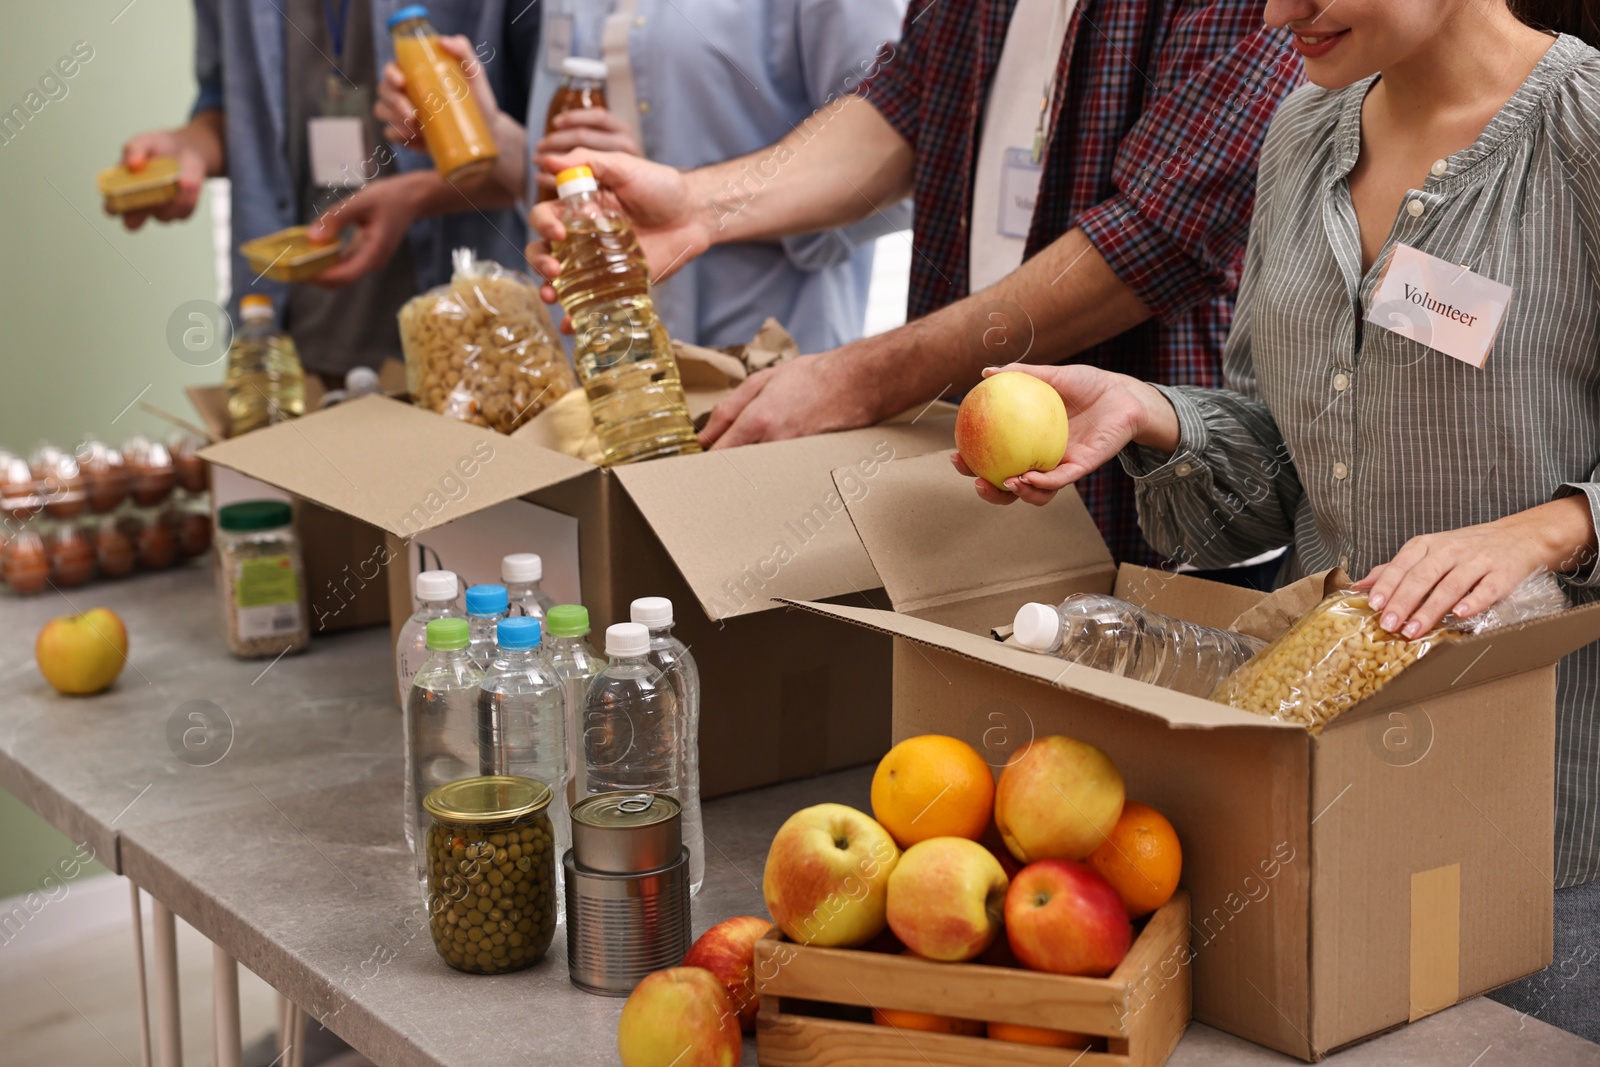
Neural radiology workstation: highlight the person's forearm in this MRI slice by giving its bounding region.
[1507,496,1598,574]
[183,109,227,177]
[686,95,912,248]
[839,226,1154,418]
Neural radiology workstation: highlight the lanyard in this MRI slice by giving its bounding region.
[1031,0,1071,164]
[322,0,353,71]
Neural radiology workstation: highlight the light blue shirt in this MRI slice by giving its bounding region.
[531,0,912,352]
[192,0,530,321]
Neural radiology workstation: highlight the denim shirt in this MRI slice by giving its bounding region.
[193,0,530,322]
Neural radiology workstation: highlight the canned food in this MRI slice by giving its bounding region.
[422,776,556,974]
[564,847,692,996]
[240,226,342,283]
[570,791,681,874]
[97,157,181,213]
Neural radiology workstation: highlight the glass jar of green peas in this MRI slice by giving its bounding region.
[422,775,556,973]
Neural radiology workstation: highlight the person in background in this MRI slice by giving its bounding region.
[960,0,1600,1040]
[526,0,1304,582]
[354,0,909,352]
[116,0,534,384]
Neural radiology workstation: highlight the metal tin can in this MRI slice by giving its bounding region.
[565,790,691,995]
[570,791,682,874]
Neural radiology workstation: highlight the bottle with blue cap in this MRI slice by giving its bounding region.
[478,615,569,919]
[464,583,509,669]
[406,616,483,885]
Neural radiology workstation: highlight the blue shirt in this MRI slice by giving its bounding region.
[531,0,912,352]
[192,0,532,323]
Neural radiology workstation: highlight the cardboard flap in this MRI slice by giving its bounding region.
[199,395,596,538]
[833,451,1115,617]
[784,597,1296,730]
[611,418,956,620]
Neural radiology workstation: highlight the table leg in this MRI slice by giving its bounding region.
[129,882,153,1067]
[151,897,183,1067]
[212,945,242,1067]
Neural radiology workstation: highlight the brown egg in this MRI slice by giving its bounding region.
[95,523,137,578]
[124,435,177,508]
[178,511,212,558]
[137,521,177,570]
[1,456,41,523]
[170,435,209,494]
[36,454,87,521]
[79,440,130,514]
[4,530,49,595]
[48,526,96,587]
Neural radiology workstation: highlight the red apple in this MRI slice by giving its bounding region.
[617,967,741,1067]
[1005,860,1131,976]
[954,370,1070,490]
[995,735,1124,863]
[35,607,129,695]
[886,837,1009,962]
[763,804,900,947]
[682,916,771,1033]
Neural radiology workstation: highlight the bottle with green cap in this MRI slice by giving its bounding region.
[543,605,604,802]
[406,616,483,883]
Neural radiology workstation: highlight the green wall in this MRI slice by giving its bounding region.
[1,0,214,898]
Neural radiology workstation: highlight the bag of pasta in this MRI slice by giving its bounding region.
[399,249,577,433]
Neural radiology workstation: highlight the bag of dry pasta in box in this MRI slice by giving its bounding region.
[398,250,578,434]
[1212,571,1571,733]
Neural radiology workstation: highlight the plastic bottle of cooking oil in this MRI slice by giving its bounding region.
[550,165,701,465]
[224,294,307,437]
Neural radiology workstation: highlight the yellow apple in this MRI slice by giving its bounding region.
[763,803,900,947]
[886,837,1009,961]
[617,967,740,1067]
[954,371,1070,490]
[35,607,129,695]
[995,735,1124,862]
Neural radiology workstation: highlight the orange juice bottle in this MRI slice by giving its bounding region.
[538,57,609,202]
[388,6,499,181]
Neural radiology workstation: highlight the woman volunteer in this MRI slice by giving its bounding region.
[958,0,1600,1039]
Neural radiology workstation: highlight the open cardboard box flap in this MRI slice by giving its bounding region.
[199,395,594,538]
[616,417,958,621]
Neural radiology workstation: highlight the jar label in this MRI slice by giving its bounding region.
[234,555,304,639]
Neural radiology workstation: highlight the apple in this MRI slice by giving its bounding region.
[682,915,771,1033]
[35,607,129,695]
[873,1007,985,1035]
[995,735,1124,863]
[886,837,1009,962]
[954,371,1070,490]
[1005,860,1132,977]
[763,803,900,947]
[617,967,741,1067]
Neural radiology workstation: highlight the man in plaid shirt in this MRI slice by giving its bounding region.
[529,0,1301,568]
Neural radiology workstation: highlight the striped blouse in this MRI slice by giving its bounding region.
[1122,34,1600,889]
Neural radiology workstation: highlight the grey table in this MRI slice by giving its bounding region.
[1,569,1595,1067]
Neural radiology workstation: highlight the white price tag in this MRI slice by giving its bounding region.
[308,116,366,189]
[998,147,1042,239]
[1366,244,1512,369]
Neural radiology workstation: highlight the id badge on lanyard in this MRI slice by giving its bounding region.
[308,0,369,189]
[998,148,1043,239]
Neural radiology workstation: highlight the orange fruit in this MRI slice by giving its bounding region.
[986,1021,1098,1048]
[873,1007,985,1035]
[871,735,995,847]
[1084,801,1182,918]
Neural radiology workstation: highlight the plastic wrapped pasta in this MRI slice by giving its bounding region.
[399,250,577,433]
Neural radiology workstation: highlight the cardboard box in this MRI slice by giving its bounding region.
[188,386,392,634]
[199,394,958,796]
[785,451,1600,1060]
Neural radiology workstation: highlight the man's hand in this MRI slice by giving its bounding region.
[114,115,223,230]
[949,364,1179,506]
[305,174,426,288]
[375,35,500,149]
[697,350,883,450]
[525,150,708,299]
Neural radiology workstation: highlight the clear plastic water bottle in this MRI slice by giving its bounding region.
[478,616,569,920]
[395,570,460,710]
[1012,594,1266,697]
[584,622,680,796]
[464,584,508,669]
[406,617,484,884]
[502,553,556,621]
[631,597,703,895]
[543,605,605,803]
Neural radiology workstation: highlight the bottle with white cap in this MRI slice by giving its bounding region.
[502,553,556,621]
[396,570,461,710]
[583,622,680,796]
[1012,594,1265,697]
[630,597,703,895]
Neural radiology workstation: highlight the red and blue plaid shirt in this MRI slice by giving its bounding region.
[864,0,1302,565]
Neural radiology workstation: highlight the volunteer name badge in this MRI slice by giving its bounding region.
[998,147,1042,239]
[1366,244,1512,368]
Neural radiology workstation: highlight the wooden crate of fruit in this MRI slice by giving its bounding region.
[753,891,1190,1067]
